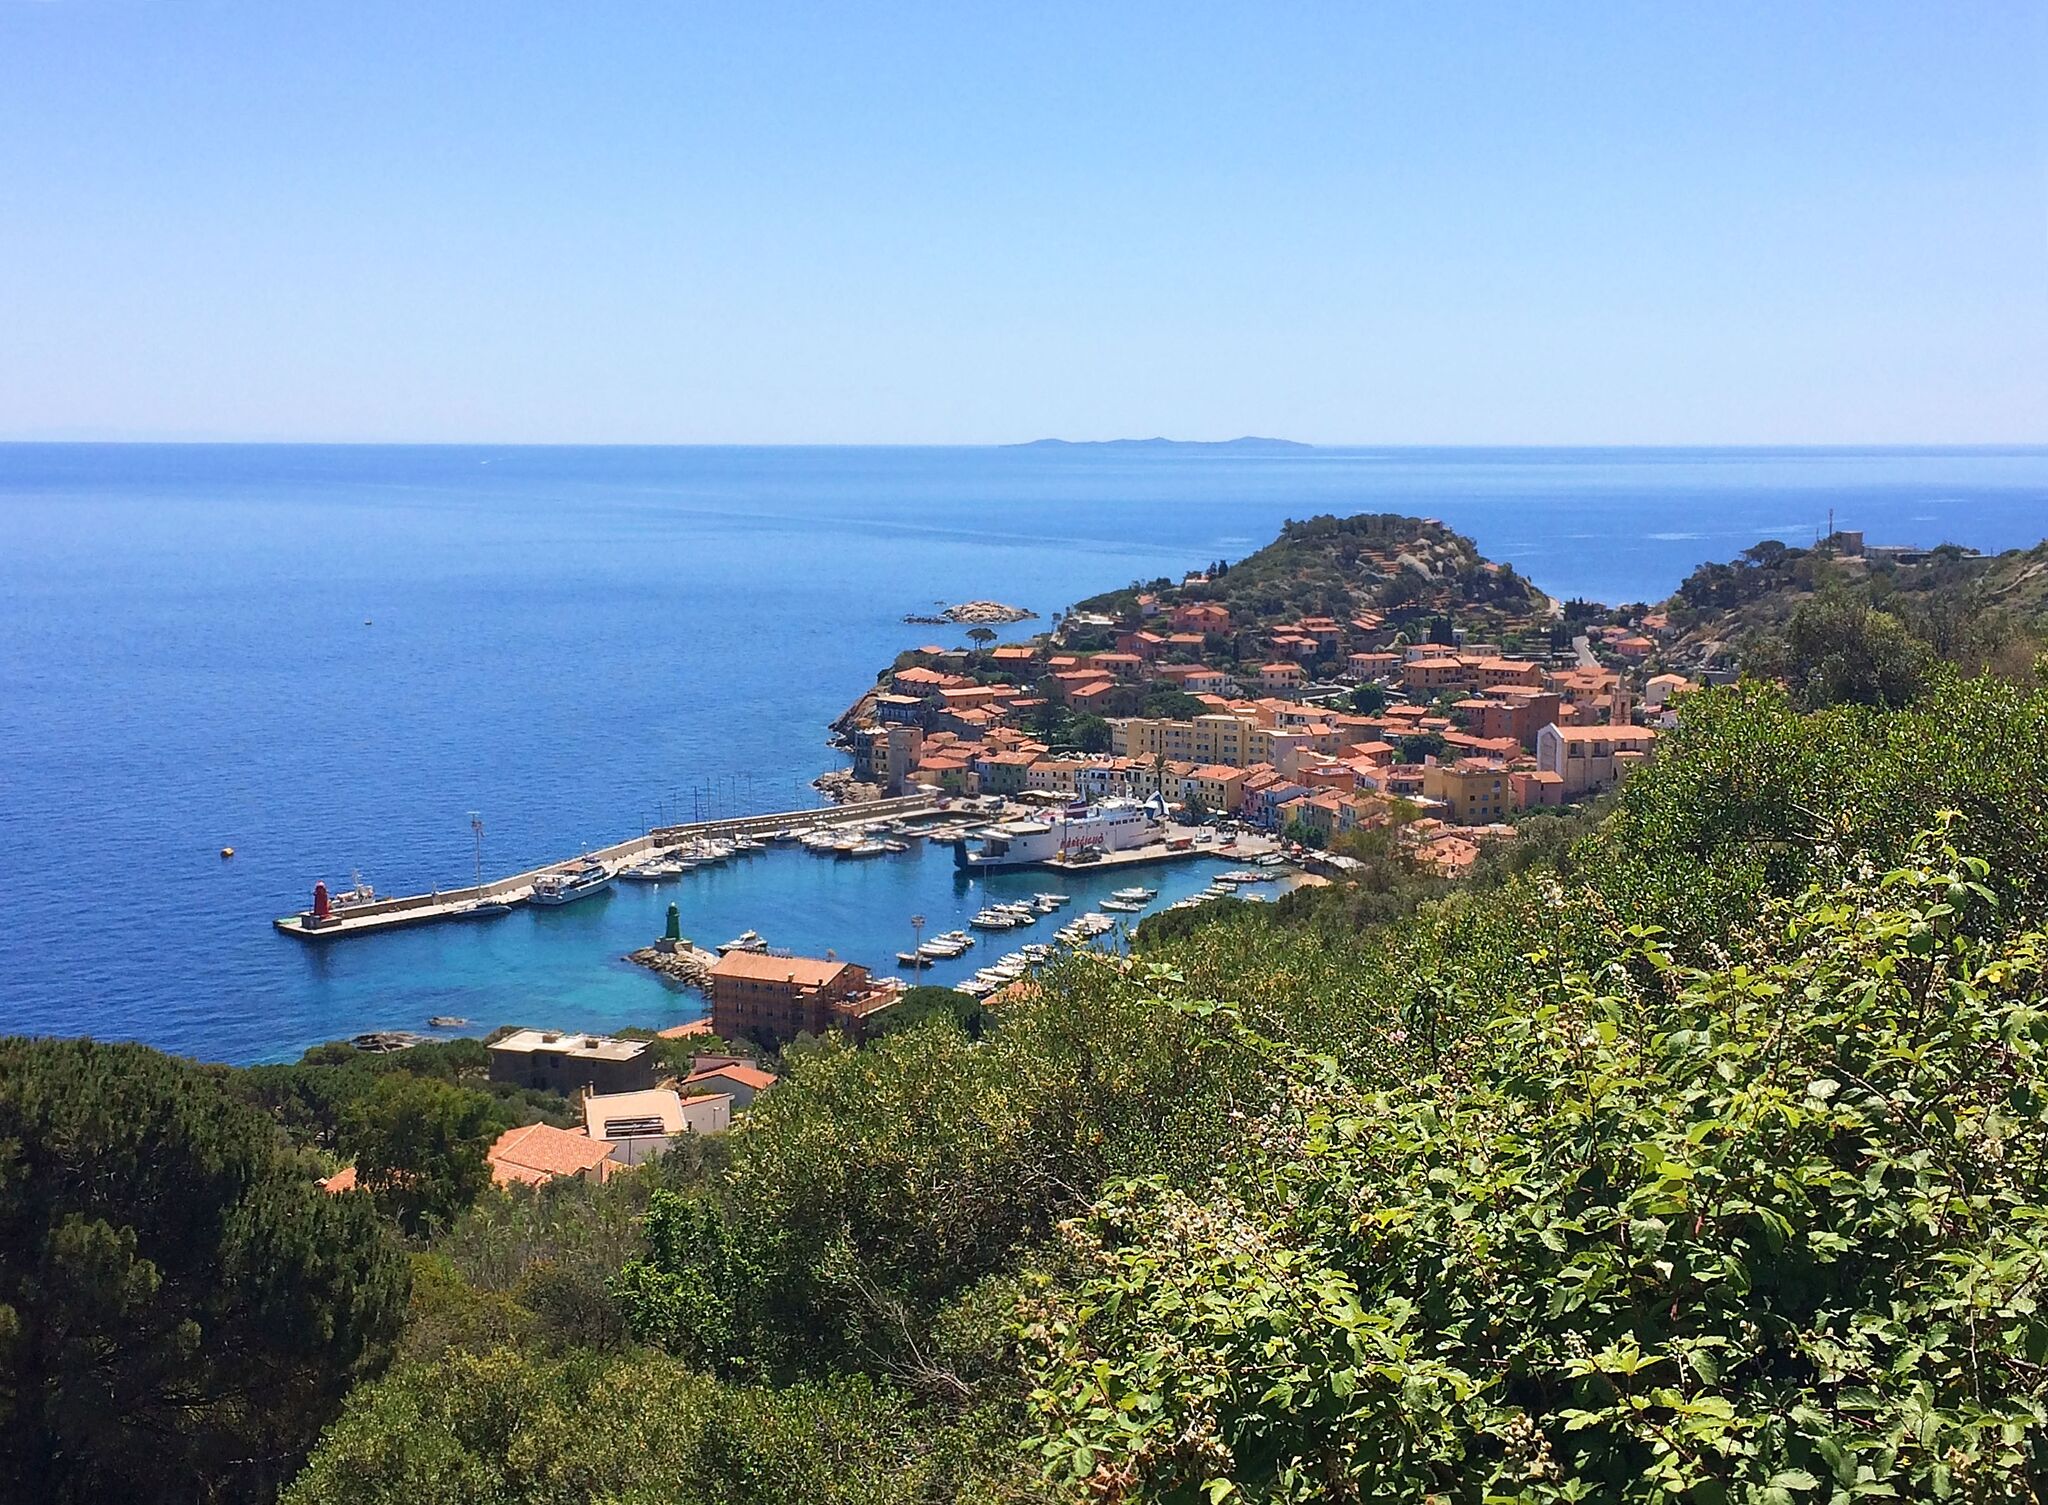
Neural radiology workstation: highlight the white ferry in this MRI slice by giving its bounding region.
[528,859,613,906]
[953,801,1160,872]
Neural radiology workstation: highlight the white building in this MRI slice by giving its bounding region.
[582,1087,731,1165]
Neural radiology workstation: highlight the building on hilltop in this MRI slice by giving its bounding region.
[487,1030,657,1096]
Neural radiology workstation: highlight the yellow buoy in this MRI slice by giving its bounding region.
[220,846,235,859]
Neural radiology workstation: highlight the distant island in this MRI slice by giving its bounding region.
[1005,435,1313,453]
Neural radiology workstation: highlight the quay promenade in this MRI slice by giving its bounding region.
[272,794,945,941]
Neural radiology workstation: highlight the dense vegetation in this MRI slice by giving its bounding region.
[0,1040,408,1503]
[1665,537,2048,689]
[10,664,2048,1500]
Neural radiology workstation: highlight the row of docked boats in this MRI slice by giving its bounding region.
[777,814,971,855]
[967,891,1069,930]
[954,942,1059,996]
[617,834,769,884]
[798,827,910,858]
[1096,884,1157,913]
[898,929,977,966]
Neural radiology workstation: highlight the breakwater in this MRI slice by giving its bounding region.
[272,794,944,941]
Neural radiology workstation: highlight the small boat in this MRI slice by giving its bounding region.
[450,897,512,920]
[1111,886,1157,903]
[843,841,889,858]
[718,930,769,954]
[770,827,803,844]
[427,1015,469,1028]
[970,909,1020,930]
[1099,898,1145,913]
[896,950,935,968]
[1034,892,1070,909]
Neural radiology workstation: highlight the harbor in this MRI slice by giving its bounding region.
[274,791,1283,945]
[256,799,1302,1055]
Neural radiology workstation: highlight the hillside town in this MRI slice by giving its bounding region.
[838,517,1703,878]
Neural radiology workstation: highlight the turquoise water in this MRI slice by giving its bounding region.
[3,443,2044,1062]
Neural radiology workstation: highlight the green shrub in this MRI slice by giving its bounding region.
[1026,826,2048,1501]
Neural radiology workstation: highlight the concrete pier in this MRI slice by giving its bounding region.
[273,794,945,941]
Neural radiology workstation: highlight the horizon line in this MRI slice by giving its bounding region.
[3,437,2045,452]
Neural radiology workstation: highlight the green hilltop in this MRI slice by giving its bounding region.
[1664,533,2048,660]
[1075,512,1553,634]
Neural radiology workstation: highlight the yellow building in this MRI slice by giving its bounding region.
[1422,760,1512,825]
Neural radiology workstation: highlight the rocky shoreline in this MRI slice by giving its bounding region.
[813,767,886,804]
[625,944,715,989]
[903,599,1037,626]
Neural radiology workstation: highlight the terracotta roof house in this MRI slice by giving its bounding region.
[487,1122,618,1187]
[708,949,874,1047]
[681,1061,780,1110]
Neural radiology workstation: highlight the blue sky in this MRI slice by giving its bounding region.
[1,2,2043,444]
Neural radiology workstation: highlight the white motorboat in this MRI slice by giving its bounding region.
[1111,885,1157,902]
[529,860,612,906]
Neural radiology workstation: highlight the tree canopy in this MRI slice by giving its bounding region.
[341,1073,506,1237]
[0,1039,408,1503]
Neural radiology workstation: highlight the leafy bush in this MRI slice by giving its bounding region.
[1025,826,2048,1501]
[611,967,1264,1381]
[283,1345,1042,1505]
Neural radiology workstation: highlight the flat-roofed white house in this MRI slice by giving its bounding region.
[582,1087,731,1165]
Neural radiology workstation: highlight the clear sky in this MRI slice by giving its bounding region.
[1,2,2043,445]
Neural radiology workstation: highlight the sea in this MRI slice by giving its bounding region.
[3,443,2045,1064]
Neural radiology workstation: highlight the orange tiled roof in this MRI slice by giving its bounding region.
[709,951,860,987]
[488,1123,617,1187]
[684,1063,780,1092]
